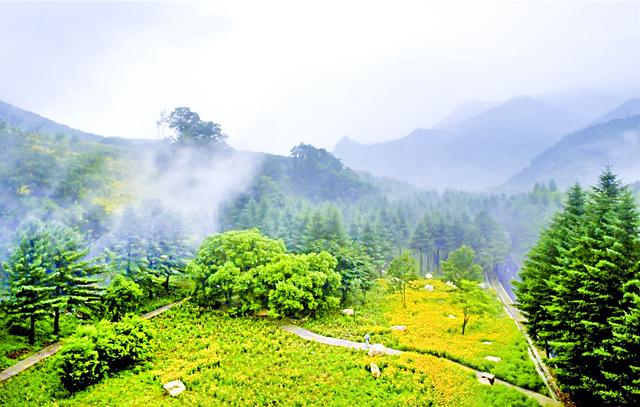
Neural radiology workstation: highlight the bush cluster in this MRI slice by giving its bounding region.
[189,229,342,318]
[57,315,153,392]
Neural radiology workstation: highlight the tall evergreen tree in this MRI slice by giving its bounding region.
[516,184,585,343]
[4,226,56,344]
[48,224,102,335]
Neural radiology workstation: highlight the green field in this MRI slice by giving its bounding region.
[0,294,542,406]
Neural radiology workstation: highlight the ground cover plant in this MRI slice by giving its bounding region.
[0,303,538,406]
[303,279,545,393]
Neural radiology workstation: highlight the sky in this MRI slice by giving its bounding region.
[0,1,638,155]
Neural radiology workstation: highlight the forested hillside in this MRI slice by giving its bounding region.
[505,115,640,191]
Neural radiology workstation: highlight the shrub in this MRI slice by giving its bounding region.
[95,315,153,371]
[55,316,153,392]
[57,336,107,392]
[103,275,144,321]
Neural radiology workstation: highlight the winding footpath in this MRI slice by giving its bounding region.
[0,297,190,383]
[281,324,561,407]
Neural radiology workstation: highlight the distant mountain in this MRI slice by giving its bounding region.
[433,101,494,129]
[588,98,640,126]
[334,96,584,190]
[504,115,640,191]
[0,99,152,147]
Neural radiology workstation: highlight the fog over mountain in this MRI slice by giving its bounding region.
[505,102,640,191]
[334,90,633,191]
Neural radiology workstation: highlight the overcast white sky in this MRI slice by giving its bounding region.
[0,1,638,154]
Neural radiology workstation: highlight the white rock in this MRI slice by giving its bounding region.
[390,325,407,331]
[370,362,381,379]
[478,283,490,289]
[477,372,495,385]
[368,343,387,357]
[445,281,457,289]
[423,284,434,291]
[482,341,492,345]
[448,314,457,319]
[425,273,434,279]
[484,356,502,363]
[341,308,354,316]
[163,380,186,397]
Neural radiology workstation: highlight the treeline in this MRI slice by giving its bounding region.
[516,169,640,406]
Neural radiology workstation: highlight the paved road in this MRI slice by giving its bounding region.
[0,297,190,383]
[282,324,560,407]
[486,269,563,402]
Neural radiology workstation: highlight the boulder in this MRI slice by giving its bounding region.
[423,284,434,292]
[445,281,457,289]
[484,356,502,363]
[482,341,492,345]
[390,325,407,332]
[163,380,186,397]
[425,273,434,279]
[342,308,355,316]
[368,343,387,357]
[477,372,495,385]
[370,362,381,379]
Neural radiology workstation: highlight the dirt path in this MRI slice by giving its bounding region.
[0,297,190,383]
[281,324,560,407]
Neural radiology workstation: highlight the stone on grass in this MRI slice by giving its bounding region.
[482,341,492,345]
[390,325,407,332]
[163,380,186,397]
[424,284,434,292]
[484,356,502,363]
[342,308,355,316]
[445,281,457,289]
[370,363,381,379]
[368,343,387,357]
[478,282,490,289]
[255,309,269,317]
[425,273,434,279]
[448,314,456,319]
[477,372,495,385]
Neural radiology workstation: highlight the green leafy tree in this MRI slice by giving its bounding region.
[163,107,227,148]
[387,252,419,308]
[305,239,375,303]
[442,245,483,285]
[103,275,144,322]
[187,229,286,308]
[451,279,497,335]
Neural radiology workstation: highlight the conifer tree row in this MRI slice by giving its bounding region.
[516,168,640,406]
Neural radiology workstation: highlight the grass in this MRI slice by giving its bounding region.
[302,279,546,393]
[0,302,538,406]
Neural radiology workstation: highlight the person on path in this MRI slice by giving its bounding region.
[364,333,370,346]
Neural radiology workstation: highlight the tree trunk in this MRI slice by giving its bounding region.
[53,307,60,336]
[461,316,469,335]
[419,250,424,275]
[29,314,36,345]
[164,275,170,293]
[402,287,407,308]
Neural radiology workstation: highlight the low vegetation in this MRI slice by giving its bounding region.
[0,303,538,406]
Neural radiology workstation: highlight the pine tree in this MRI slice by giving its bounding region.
[546,169,638,405]
[516,184,585,344]
[4,226,56,344]
[48,224,102,335]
